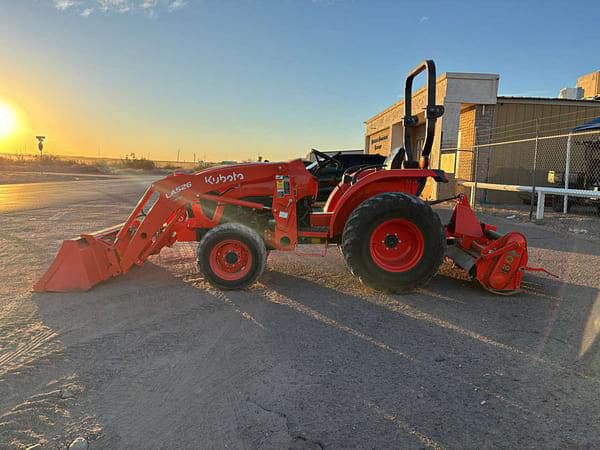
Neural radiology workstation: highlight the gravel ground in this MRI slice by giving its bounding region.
[1,179,600,449]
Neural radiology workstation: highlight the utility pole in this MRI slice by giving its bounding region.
[177,149,180,163]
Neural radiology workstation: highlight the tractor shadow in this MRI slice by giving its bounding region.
[32,256,600,381]
[259,268,600,373]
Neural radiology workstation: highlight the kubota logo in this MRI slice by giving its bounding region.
[204,171,244,185]
[165,181,192,199]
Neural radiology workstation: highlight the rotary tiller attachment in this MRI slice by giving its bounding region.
[444,194,555,295]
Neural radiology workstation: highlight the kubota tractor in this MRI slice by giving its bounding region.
[34,60,551,295]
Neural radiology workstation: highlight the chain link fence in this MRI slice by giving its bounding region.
[441,123,600,216]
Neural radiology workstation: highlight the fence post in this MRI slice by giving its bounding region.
[564,133,572,213]
[529,120,539,220]
[470,127,479,208]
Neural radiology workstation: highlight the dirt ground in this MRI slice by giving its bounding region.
[1,178,600,449]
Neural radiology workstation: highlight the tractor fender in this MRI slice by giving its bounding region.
[326,169,444,239]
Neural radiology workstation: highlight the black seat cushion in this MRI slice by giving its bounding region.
[402,160,420,169]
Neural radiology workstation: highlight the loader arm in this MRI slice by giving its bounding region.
[113,183,190,272]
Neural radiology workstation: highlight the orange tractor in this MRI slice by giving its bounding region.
[34,60,550,295]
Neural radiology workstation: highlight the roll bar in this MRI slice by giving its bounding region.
[387,60,444,170]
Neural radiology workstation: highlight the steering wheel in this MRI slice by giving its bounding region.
[310,148,342,174]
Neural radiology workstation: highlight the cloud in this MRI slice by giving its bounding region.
[140,0,158,9]
[139,0,158,17]
[167,0,186,11]
[419,16,429,23]
[54,0,80,10]
[98,0,130,13]
[51,0,190,17]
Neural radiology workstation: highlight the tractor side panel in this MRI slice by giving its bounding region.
[327,177,423,239]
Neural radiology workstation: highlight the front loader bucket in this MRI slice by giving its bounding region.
[33,235,119,292]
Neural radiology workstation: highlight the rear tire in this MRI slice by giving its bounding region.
[342,192,445,293]
[198,223,267,290]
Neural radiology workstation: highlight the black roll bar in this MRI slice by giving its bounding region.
[387,59,444,169]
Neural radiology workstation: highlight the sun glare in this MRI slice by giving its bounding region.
[0,102,18,139]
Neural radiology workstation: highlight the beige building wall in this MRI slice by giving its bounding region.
[456,106,477,180]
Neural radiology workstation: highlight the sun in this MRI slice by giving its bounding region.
[0,102,18,139]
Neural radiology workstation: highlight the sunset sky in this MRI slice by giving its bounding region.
[1,0,599,162]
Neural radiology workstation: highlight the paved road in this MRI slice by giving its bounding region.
[0,175,157,213]
[1,178,600,449]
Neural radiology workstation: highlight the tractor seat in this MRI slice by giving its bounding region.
[384,147,420,170]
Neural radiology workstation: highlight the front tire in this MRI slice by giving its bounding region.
[198,223,267,290]
[342,192,445,293]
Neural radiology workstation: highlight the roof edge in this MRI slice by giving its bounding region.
[498,95,600,105]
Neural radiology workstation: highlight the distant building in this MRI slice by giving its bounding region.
[559,87,583,100]
[577,70,600,99]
